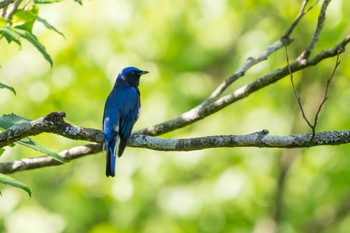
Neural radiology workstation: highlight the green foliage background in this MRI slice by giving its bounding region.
[1,0,350,232]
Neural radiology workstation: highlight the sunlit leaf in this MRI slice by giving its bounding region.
[0,26,21,45]
[36,16,65,38]
[17,138,64,163]
[0,18,7,29]
[0,82,16,95]
[0,173,32,197]
[13,28,53,66]
[13,8,38,32]
[0,114,64,162]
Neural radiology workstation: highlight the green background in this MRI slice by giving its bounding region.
[1,0,350,232]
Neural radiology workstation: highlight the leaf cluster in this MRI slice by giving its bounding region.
[0,0,81,196]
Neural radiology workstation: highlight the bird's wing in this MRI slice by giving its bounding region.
[103,89,121,177]
[103,89,120,141]
[117,86,140,157]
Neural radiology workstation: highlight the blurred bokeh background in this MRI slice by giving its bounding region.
[1,0,350,232]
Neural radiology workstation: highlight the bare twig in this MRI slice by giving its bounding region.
[281,0,320,40]
[298,0,332,60]
[286,45,341,140]
[0,0,14,9]
[313,51,341,130]
[285,45,314,129]
[4,0,21,21]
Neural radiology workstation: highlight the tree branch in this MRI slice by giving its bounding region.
[2,124,350,174]
[137,35,350,136]
[298,0,331,60]
[0,143,101,174]
[0,112,103,148]
[0,0,14,9]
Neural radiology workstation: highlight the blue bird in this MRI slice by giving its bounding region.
[103,66,148,177]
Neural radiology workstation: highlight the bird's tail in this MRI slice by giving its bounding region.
[105,137,119,177]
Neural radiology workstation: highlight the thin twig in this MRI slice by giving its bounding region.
[281,0,320,40]
[310,50,341,140]
[4,0,21,21]
[298,0,332,60]
[285,45,341,140]
[285,46,314,130]
[0,0,14,9]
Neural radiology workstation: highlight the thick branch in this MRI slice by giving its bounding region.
[130,130,350,151]
[0,112,103,148]
[2,129,350,174]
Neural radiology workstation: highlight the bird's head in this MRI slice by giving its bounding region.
[118,66,149,87]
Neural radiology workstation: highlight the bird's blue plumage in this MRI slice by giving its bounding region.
[103,66,148,177]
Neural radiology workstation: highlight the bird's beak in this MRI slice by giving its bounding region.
[140,70,149,75]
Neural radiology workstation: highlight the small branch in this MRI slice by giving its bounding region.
[298,0,332,60]
[281,0,320,40]
[285,45,314,130]
[312,50,341,130]
[0,0,14,9]
[4,0,21,21]
[286,45,341,140]
[0,143,101,174]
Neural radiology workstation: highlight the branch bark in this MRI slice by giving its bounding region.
[1,112,350,174]
[0,143,101,174]
[0,112,103,148]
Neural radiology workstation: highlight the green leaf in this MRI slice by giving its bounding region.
[13,8,38,32]
[0,114,64,162]
[0,113,29,131]
[12,28,53,66]
[0,18,7,29]
[34,0,62,4]
[1,26,21,45]
[17,138,64,163]
[0,82,16,95]
[0,148,4,156]
[74,0,82,5]
[0,173,32,197]
[36,16,65,38]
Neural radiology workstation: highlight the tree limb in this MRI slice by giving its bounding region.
[2,124,350,174]
[137,35,350,136]
[0,143,101,174]
[0,112,103,148]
